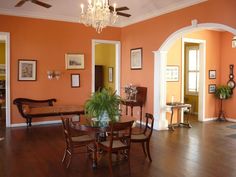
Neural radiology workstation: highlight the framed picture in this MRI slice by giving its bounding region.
[65,53,84,70]
[166,66,179,82]
[18,59,37,81]
[209,70,216,79]
[0,64,5,76]
[108,67,113,83]
[71,74,80,88]
[130,48,142,70]
[208,84,216,94]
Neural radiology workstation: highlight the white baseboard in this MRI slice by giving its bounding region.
[11,120,62,127]
[204,117,236,122]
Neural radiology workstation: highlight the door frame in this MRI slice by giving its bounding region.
[91,39,121,95]
[181,38,206,122]
[0,32,10,127]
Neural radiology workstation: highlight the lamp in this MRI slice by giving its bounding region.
[232,36,236,48]
[47,70,61,80]
[80,0,118,33]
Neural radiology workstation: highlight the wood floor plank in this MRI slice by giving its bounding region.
[0,119,236,177]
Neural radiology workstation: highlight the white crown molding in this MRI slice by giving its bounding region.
[0,0,207,28]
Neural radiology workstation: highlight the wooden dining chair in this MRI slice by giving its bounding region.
[131,113,154,161]
[61,116,95,168]
[96,120,134,177]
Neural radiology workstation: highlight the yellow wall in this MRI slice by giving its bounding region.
[95,44,116,91]
[0,42,5,80]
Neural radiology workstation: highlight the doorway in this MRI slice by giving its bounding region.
[0,32,10,128]
[92,40,121,94]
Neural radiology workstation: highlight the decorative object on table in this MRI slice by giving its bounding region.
[0,64,5,76]
[227,64,236,93]
[124,84,138,101]
[208,84,216,94]
[71,74,80,88]
[85,88,121,126]
[108,67,113,83]
[18,59,37,81]
[130,48,142,70]
[209,70,216,79]
[47,70,61,80]
[166,65,179,82]
[215,85,232,121]
[65,53,84,69]
[79,0,131,33]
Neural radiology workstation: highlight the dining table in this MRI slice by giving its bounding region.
[71,115,137,168]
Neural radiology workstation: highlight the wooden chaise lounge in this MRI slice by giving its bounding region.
[13,98,84,127]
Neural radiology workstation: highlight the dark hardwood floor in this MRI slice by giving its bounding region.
[0,118,236,177]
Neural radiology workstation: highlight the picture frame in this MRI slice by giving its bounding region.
[0,64,5,76]
[166,65,179,82]
[71,74,80,88]
[209,70,216,79]
[18,59,37,81]
[130,48,142,70]
[208,84,216,94]
[108,67,113,83]
[65,53,84,70]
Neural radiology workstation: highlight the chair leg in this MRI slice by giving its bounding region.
[62,149,67,163]
[142,142,147,156]
[127,149,131,176]
[146,141,152,162]
[108,153,113,177]
[66,153,71,168]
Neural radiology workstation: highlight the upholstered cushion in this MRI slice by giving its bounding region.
[72,135,93,142]
[100,140,126,149]
[131,134,147,140]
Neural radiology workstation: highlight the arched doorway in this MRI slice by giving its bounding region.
[153,22,236,130]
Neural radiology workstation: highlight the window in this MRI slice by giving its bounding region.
[186,45,200,95]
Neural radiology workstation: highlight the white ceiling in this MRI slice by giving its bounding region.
[0,0,207,27]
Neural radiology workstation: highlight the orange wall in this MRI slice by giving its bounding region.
[166,30,222,122]
[121,0,236,120]
[220,32,236,119]
[1,0,236,124]
[0,15,121,124]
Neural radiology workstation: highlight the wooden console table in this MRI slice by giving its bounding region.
[122,87,147,126]
[166,102,192,131]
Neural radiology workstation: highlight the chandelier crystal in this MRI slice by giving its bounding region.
[80,0,118,33]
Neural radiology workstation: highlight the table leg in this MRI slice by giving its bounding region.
[131,106,133,116]
[168,107,174,131]
[125,105,128,115]
[140,106,142,128]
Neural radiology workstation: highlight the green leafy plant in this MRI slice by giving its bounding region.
[215,85,232,99]
[85,88,121,122]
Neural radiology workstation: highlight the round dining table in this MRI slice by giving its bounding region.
[71,115,138,168]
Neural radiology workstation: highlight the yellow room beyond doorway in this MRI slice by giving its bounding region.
[95,43,116,91]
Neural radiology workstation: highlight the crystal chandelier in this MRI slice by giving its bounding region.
[80,0,118,33]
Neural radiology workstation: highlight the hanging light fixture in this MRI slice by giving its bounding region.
[80,0,118,33]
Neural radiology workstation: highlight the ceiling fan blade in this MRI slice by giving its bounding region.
[109,6,129,12]
[116,7,129,11]
[117,12,131,17]
[15,0,28,7]
[32,0,52,8]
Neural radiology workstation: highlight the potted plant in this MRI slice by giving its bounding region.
[215,85,232,99]
[85,88,121,126]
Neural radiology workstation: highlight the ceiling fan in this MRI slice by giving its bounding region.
[109,4,131,17]
[15,0,52,8]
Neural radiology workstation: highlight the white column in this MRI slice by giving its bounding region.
[153,50,168,130]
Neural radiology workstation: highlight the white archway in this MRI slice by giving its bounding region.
[153,22,236,130]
